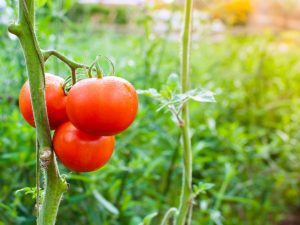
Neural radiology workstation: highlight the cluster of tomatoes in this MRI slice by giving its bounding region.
[19,73,138,172]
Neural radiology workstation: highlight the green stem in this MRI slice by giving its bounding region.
[161,208,178,225]
[42,49,90,70]
[175,0,194,225]
[8,1,67,225]
[71,68,76,85]
[38,158,67,225]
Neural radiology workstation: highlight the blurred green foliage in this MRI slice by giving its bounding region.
[66,3,131,25]
[1,2,300,225]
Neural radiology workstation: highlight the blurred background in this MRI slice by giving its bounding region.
[1,0,300,224]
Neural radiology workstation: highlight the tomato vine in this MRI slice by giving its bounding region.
[8,1,68,224]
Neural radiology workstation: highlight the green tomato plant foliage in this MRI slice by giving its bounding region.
[2,1,300,225]
[5,0,206,224]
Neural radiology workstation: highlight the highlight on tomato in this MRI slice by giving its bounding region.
[66,76,138,136]
[19,73,68,130]
[53,122,115,172]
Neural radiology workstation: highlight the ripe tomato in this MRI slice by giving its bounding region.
[66,76,138,135]
[53,122,115,172]
[19,73,68,130]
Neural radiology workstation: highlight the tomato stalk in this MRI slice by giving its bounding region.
[42,49,91,70]
[8,1,67,225]
[42,50,93,84]
[175,0,194,224]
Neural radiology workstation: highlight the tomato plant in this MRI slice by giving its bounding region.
[19,73,68,130]
[53,122,115,172]
[8,0,194,223]
[66,76,138,135]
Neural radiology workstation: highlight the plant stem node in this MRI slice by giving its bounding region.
[40,148,52,168]
[8,23,22,36]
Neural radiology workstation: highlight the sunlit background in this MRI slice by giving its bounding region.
[1,0,300,225]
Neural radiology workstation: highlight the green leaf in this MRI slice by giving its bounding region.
[15,187,38,199]
[193,182,215,197]
[166,73,180,91]
[178,88,216,103]
[160,73,180,98]
[138,212,158,225]
[93,190,119,215]
[137,88,161,98]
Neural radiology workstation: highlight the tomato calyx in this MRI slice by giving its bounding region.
[63,55,115,94]
[63,72,88,95]
[63,55,115,95]
[63,76,74,95]
[88,55,115,79]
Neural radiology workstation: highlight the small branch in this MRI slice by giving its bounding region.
[42,50,90,70]
[8,23,22,36]
[160,208,178,225]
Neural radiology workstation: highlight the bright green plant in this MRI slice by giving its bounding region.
[139,0,215,224]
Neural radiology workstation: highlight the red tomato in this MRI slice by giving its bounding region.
[19,73,68,130]
[66,76,138,135]
[53,122,115,172]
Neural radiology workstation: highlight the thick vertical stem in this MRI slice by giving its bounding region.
[8,1,67,225]
[176,0,194,225]
[38,158,67,225]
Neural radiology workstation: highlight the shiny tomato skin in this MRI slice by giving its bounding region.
[19,73,68,130]
[66,76,138,136]
[53,122,115,172]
